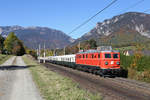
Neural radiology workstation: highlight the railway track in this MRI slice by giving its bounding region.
[43,62,150,100]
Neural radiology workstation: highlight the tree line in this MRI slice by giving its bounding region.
[0,32,25,56]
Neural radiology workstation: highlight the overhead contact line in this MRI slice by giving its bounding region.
[68,0,118,35]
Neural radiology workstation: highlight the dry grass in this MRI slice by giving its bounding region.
[23,55,102,100]
[128,67,150,83]
[128,68,137,79]
[0,54,12,64]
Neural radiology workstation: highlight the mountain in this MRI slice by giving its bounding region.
[0,26,74,49]
[73,12,150,46]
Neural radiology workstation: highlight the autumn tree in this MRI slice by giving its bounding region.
[80,39,97,50]
[89,39,97,49]
[26,49,37,58]
[4,32,25,55]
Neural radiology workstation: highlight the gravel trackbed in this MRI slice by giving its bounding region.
[44,63,150,100]
[0,56,43,100]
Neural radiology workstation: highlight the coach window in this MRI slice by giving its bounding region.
[85,54,87,58]
[83,54,84,59]
[92,54,94,58]
[105,53,111,58]
[98,54,100,58]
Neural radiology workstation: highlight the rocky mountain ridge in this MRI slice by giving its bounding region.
[0,26,74,49]
[74,12,150,45]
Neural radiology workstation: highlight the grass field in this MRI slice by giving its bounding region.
[0,54,12,65]
[23,55,102,100]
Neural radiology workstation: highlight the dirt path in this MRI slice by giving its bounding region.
[0,56,43,100]
[44,63,150,100]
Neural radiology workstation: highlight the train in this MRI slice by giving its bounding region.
[45,47,121,77]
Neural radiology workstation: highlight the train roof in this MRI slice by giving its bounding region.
[77,50,119,54]
[48,54,75,58]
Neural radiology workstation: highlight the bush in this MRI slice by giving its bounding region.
[120,53,133,69]
[120,52,150,83]
[136,56,150,71]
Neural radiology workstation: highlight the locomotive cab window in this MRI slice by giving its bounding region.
[105,53,111,58]
[113,54,119,58]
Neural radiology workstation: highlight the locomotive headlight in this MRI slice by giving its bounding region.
[117,61,120,65]
[105,62,108,65]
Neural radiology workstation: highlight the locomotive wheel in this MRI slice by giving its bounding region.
[93,70,97,75]
[99,70,104,77]
[88,69,92,73]
[91,70,94,74]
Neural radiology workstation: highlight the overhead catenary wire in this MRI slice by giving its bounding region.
[70,0,146,37]
[68,0,118,35]
[118,0,145,14]
[69,0,145,36]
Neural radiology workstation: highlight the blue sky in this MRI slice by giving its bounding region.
[0,0,150,39]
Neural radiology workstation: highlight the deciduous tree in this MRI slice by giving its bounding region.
[4,32,25,55]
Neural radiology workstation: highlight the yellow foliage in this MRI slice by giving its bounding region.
[128,68,137,79]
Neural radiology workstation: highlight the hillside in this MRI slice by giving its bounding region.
[73,12,150,46]
[0,26,74,49]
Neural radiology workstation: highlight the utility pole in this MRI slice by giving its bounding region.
[53,49,55,56]
[64,47,65,55]
[79,42,80,52]
[38,44,41,63]
[43,43,46,63]
[37,48,39,57]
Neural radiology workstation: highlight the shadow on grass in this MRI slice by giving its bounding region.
[119,69,128,78]
[0,65,36,70]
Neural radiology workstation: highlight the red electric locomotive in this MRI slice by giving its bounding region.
[75,47,120,77]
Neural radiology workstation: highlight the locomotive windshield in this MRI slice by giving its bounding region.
[113,54,119,58]
[105,54,111,58]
